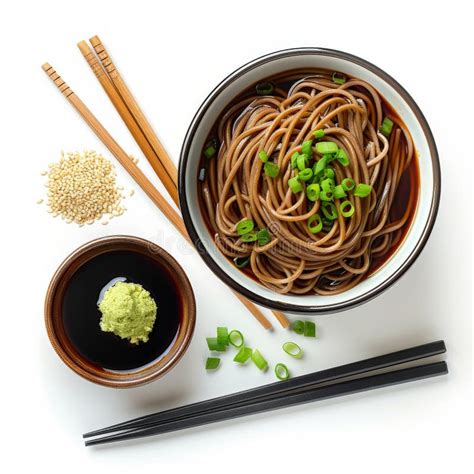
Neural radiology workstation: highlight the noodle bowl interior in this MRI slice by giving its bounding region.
[198,69,419,296]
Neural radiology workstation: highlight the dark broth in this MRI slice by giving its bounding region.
[62,250,181,371]
[198,69,420,284]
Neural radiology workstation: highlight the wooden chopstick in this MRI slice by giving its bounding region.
[81,36,290,330]
[89,36,177,193]
[76,41,179,207]
[84,342,448,445]
[41,63,272,330]
[84,340,446,438]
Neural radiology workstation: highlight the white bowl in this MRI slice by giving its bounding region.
[179,48,440,314]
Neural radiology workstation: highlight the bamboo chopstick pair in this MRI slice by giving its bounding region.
[42,35,289,330]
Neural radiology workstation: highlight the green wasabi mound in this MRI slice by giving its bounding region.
[98,281,157,344]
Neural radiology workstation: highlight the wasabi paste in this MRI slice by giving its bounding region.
[98,281,157,344]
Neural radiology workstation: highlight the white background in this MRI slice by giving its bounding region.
[1,0,472,472]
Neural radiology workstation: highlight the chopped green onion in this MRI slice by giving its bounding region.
[380,117,394,137]
[258,150,269,163]
[206,337,226,352]
[291,320,305,335]
[298,168,313,182]
[275,363,290,380]
[257,228,271,246]
[233,346,252,364]
[297,153,309,171]
[335,148,350,166]
[204,144,216,159]
[313,129,325,139]
[354,183,372,198]
[288,176,303,193]
[256,82,274,95]
[341,178,355,192]
[306,183,320,202]
[283,341,303,359]
[307,214,322,234]
[303,321,316,338]
[291,152,299,169]
[233,256,249,268]
[237,219,254,235]
[228,330,244,348]
[334,185,347,199]
[198,168,206,182]
[322,202,338,220]
[251,349,268,371]
[313,156,328,175]
[321,178,335,193]
[332,72,346,85]
[315,141,338,155]
[205,357,220,370]
[217,327,229,346]
[320,190,334,201]
[241,232,258,243]
[264,161,280,178]
[323,168,335,179]
[340,200,355,217]
[301,140,313,156]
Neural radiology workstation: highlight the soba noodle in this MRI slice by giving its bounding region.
[199,70,417,296]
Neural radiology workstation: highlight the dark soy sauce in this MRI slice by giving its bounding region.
[62,251,181,371]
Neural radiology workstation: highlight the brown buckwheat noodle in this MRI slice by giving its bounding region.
[200,70,417,295]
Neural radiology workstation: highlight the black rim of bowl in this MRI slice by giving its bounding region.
[178,47,441,314]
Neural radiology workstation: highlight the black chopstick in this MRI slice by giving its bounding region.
[84,341,446,440]
[85,361,448,446]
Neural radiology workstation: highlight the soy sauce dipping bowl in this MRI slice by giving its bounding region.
[45,236,196,388]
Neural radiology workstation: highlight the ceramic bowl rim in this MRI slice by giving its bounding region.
[44,235,196,388]
[178,47,441,314]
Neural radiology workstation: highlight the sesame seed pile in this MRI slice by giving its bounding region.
[41,150,128,225]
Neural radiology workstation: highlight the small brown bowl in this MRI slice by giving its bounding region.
[45,235,196,388]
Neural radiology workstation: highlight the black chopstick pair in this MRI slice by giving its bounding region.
[84,341,448,446]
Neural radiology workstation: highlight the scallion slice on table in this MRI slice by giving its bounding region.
[315,141,338,155]
[236,219,254,235]
[291,320,305,335]
[205,357,221,370]
[274,363,290,380]
[228,330,244,348]
[379,117,394,137]
[264,161,279,178]
[233,256,249,268]
[234,346,253,364]
[303,321,316,338]
[206,337,227,352]
[251,349,268,371]
[217,327,229,346]
[353,183,372,198]
[283,341,303,359]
